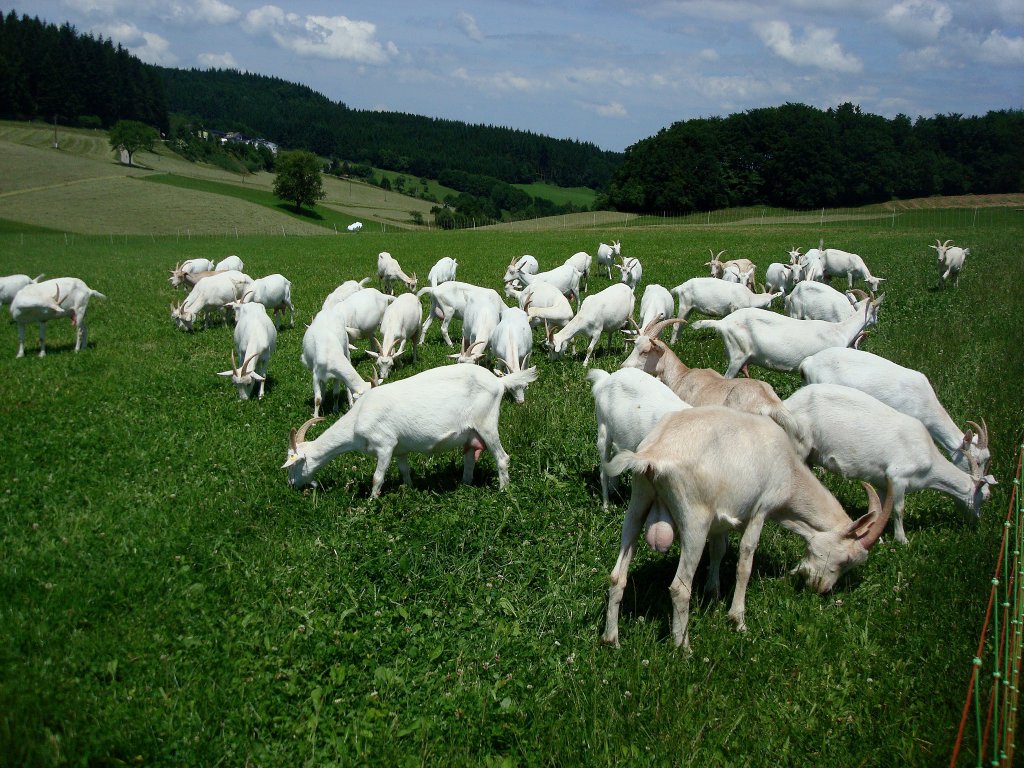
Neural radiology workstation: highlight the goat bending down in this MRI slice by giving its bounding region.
[10,277,107,357]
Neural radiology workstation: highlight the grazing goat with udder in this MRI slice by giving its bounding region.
[621,317,810,458]
[418,281,505,346]
[377,251,418,295]
[602,406,892,650]
[931,239,970,288]
[547,282,634,365]
[283,363,538,496]
[690,294,884,378]
[242,273,294,328]
[366,292,422,381]
[799,346,991,476]
[0,273,44,306]
[784,383,997,545]
[587,367,691,510]
[10,277,107,357]
[596,241,621,279]
[669,278,781,342]
[301,303,372,417]
[170,270,253,331]
[219,302,277,400]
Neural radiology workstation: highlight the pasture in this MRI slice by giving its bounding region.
[1,215,1023,766]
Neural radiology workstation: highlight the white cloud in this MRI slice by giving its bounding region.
[579,100,629,118]
[754,20,863,73]
[881,0,952,42]
[243,6,397,64]
[456,11,484,42]
[452,67,539,92]
[197,51,238,69]
[94,21,177,65]
[977,29,1024,66]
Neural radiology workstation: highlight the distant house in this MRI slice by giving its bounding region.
[199,129,278,155]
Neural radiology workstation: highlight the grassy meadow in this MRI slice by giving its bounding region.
[1,208,1023,766]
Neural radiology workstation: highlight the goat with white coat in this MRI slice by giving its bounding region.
[706,250,756,289]
[283,363,538,496]
[219,301,277,400]
[501,255,539,288]
[821,247,884,291]
[339,287,395,344]
[322,278,370,311]
[171,270,253,331]
[784,282,872,322]
[931,239,970,288]
[669,277,781,342]
[564,251,592,292]
[602,406,892,649]
[512,281,574,347]
[377,251,418,295]
[450,293,503,364]
[508,262,582,308]
[488,307,534,403]
[10,277,107,357]
[616,256,643,290]
[0,273,44,306]
[691,295,884,378]
[215,255,245,273]
[428,257,458,287]
[587,367,691,510]
[242,273,294,328]
[418,281,505,346]
[635,284,675,338]
[548,282,635,365]
[799,346,991,476]
[596,241,621,279]
[764,261,802,295]
[784,383,997,545]
[301,303,372,417]
[367,292,422,380]
[168,258,215,289]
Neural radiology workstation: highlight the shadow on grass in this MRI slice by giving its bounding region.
[275,203,325,221]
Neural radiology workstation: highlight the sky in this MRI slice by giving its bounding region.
[12,0,1024,152]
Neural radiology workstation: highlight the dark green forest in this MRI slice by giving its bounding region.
[2,9,1021,218]
[603,102,1024,212]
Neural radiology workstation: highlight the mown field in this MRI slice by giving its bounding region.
[1,211,1022,766]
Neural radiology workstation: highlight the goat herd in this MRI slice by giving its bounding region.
[0,235,989,648]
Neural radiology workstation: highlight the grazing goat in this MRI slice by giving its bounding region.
[301,304,371,417]
[669,277,781,342]
[706,250,756,289]
[377,251,418,295]
[450,292,503,365]
[764,262,802,295]
[170,270,253,331]
[10,277,107,357]
[322,278,370,311]
[931,239,970,288]
[797,247,826,283]
[418,281,505,346]
[821,247,884,291]
[501,255,539,288]
[691,295,884,378]
[339,287,395,344]
[565,251,592,293]
[602,406,892,649]
[621,317,810,458]
[508,262,582,308]
[784,282,873,322]
[428,257,458,287]
[366,292,422,380]
[587,367,690,510]
[799,346,991,476]
[0,273,43,306]
[635,284,675,338]
[219,302,277,400]
[616,256,643,290]
[784,383,997,545]
[283,363,538,496]
[242,273,294,328]
[488,307,534,404]
[215,255,245,273]
[513,281,574,347]
[168,259,215,288]
[596,241,621,279]
[548,282,634,365]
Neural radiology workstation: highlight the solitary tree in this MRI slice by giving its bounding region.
[108,120,158,167]
[273,150,326,213]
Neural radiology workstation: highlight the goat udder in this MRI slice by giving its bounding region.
[464,435,486,461]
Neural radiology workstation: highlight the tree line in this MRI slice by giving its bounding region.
[601,102,1024,213]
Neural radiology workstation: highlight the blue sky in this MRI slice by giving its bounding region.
[14,1,1024,151]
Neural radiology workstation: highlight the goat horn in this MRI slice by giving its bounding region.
[230,349,239,373]
[646,317,687,339]
[857,480,894,550]
[943,239,953,248]
[629,316,640,332]
[53,286,62,306]
[966,420,989,450]
[469,339,487,354]
[495,356,512,372]
[241,353,258,374]
[849,288,868,301]
[290,417,325,449]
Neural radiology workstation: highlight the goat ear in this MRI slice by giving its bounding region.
[250,372,265,382]
[984,475,998,486]
[365,350,380,359]
[844,511,876,540]
[216,370,235,377]
[281,451,303,469]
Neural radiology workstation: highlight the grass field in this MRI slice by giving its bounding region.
[1,208,1022,766]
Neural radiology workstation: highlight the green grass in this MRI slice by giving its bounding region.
[513,182,598,208]
[1,222,1022,766]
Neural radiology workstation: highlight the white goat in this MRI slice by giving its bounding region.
[706,250,756,289]
[418,281,505,346]
[797,248,826,283]
[764,261,802,295]
[508,262,582,308]
[488,307,534,404]
[602,406,892,649]
[450,293,503,365]
[170,270,253,331]
[587,367,691,510]
[784,282,872,322]
[377,251,418,295]
[669,278,781,343]
[322,278,370,311]
[564,251,592,292]
[548,282,635,365]
[10,277,107,358]
[242,273,294,328]
[218,302,277,400]
[215,255,245,273]
[799,346,991,476]
[513,281,574,347]
[821,247,884,291]
[931,239,970,288]
[635,284,675,338]
[596,241,621,279]
[366,292,422,380]
[428,257,458,288]
[501,255,539,288]
[0,273,43,305]
[301,303,372,417]
[339,287,395,343]
[785,383,996,545]
[616,256,643,290]
[691,295,883,378]
[283,363,538,496]
[168,258,215,288]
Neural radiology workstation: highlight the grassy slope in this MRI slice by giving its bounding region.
[0,217,1021,766]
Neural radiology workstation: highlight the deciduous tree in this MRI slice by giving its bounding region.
[108,119,158,166]
[273,150,326,213]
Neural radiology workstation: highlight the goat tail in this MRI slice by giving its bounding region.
[606,450,673,480]
[415,286,434,298]
[585,368,609,387]
[91,290,108,300]
[688,319,719,331]
[500,366,539,393]
[762,403,812,461]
